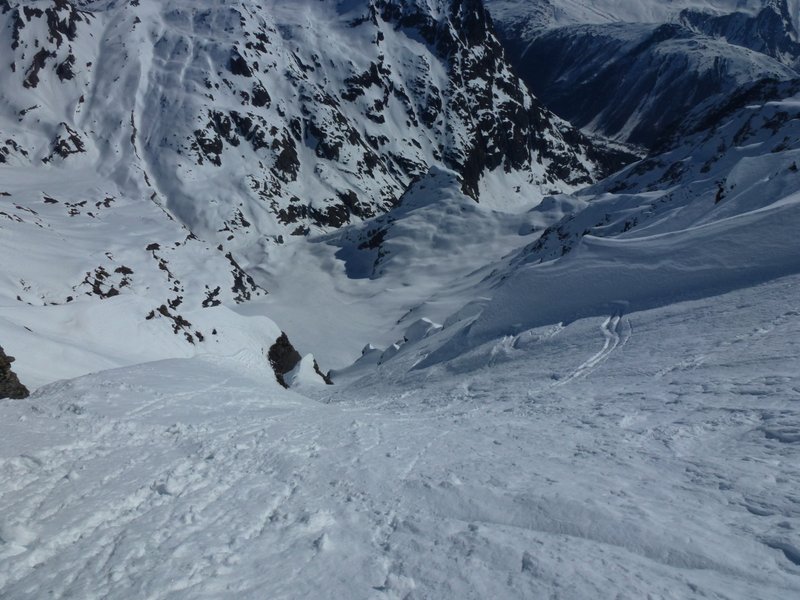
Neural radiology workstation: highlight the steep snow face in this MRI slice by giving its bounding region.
[410,84,800,364]
[0,0,622,247]
[488,0,799,148]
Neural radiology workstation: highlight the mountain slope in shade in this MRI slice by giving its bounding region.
[488,0,799,148]
[515,22,797,148]
[680,0,800,68]
[486,0,788,33]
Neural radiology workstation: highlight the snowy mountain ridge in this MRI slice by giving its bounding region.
[489,0,800,147]
[0,0,625,242]
[0,0,632,387]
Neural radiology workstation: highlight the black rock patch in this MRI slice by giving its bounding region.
[268,332,302,388]
[0,345,29,399]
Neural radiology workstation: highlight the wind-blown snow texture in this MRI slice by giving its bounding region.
[1,274,799,599]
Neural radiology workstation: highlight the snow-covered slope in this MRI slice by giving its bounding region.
[0,0,625,244]
[0,164,288,389]
[231,166,544,369]
[222,77,800,372]
[409,77,800,366]
[0,0,638,391]
[489,0,800,148]
[2,1,800,597]
[1,268,799,599]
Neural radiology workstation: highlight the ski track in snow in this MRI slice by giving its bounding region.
[555,312,631,385]
[1,276,800,598]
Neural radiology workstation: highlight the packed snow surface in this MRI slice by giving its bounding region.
[1,274,799,598]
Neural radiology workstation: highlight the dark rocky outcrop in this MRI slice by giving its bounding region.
[375,0,624,194]
[0,345,29,399]
[268,332,302,388]
[268,332,333,388]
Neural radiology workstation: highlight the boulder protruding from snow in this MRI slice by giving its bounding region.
[267,333,302,389]
[268,332,332,388]
[0,346,29,399]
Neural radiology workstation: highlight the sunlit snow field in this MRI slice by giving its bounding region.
[2,273,798,599]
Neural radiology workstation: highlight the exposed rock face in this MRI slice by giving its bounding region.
[0,0,626,248]
[0,346,29,399]
[268,333,333,388]
[314,363,334,386]
[267,332,302,389]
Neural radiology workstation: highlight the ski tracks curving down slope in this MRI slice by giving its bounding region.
[555,312,632,385]
[2,275,800,599]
